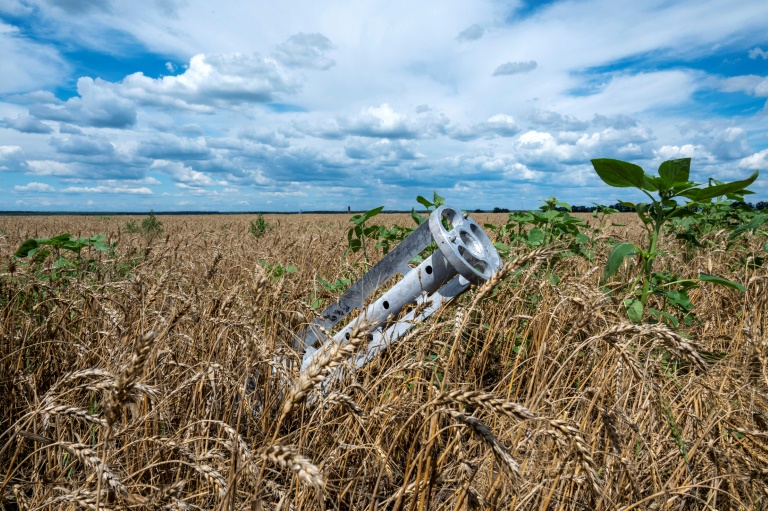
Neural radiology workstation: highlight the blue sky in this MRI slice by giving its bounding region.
[1,0,767,212]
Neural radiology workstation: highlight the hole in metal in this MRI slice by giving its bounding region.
[382,300,389,309]
[425,265,433,275]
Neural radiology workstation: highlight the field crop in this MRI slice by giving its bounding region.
[1,208,767,510]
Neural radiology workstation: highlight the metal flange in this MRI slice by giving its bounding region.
[429,205,502,285]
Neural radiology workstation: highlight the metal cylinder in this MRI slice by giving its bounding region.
[333,249,456,342]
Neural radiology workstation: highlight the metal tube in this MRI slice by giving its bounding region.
[332,250,456,343]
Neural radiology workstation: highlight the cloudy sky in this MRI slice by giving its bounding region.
[1,0,767,212]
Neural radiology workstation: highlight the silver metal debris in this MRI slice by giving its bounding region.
[297,205,502,371]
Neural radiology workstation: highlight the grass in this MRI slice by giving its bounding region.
[0,212,766,510]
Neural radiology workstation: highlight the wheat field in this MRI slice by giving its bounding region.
[1,213,767,510]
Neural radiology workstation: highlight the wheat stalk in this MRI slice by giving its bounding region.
[258,444,324,488]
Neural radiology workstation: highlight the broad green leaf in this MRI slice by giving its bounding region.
[605,242,637,280]
[527,228,545,245]
[591,158,647,189]
[432,192,445,207]
[624,298,643,324]
[361,206,384,222]
[681,171,758,202]
[53,257,75,269]
[643,175,661,192]
[648,307,679,327]
[493,242,509,253]
[411,208,426,226]
[285,265,297,273]
[15,238,39,258]
[698,272,746,292]
[48,233,72,244]
[675,232,703,248]
[658,158,691,188]
[728,213,767,240]
[416,195,433,209]
[665,289,693,311]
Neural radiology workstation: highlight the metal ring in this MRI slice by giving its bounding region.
[428,205,502,284]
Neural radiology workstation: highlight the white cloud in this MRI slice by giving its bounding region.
[456,24,484,42]
[272,33,335,70]
[739,149,768,170]
[137,135,211,160]
[61,185,153,194]
[14,181,55,192]
[118,53,300,110]
[2,114,53,133]
[344,138,423,160]
[151,160,217,187]
[306,104,449,140]
[0,20,69,94]
[448,114,519,141]
[656,144,699,160]
[26,160,80,176]
[30,77,137,127]
[719,74,768,97]
[749,47,768,60]
[0,145,22,157]
[493,61,537,76]
[554,71,699,116]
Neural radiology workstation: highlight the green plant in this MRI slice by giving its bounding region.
[124,219,140,233]
[487,197,591,260]
[125,211,163,236]
[592,157,758,323]
[345,192,446,262]
[14,233,115,280]
[142,210,163,236]
[250,214,268,238]
[259,259,296,281]
[307,276,352,309]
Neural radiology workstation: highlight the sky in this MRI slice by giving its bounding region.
[0,0,767,212]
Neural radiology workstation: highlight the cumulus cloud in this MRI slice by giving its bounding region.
[719,74,768,97]
[273,33,336,70]
[0,145,26,172]
[30,77,137,128]
[24,51,303,128]
[749,47,768,60]
[680,125,752,161]
[2,114,53,133]
[456,24,484,42]
[448,114,519,141]
[5,90,60,104]
[238,128,291,148]
[61,185,153,194]
[151,160,218,187]
[59,123,84,134]
[739,149,768,170]
[25,160,80,177]
[444,153,541,181]
[305,104,449,140]
[493,60,537,76]
[14,182,55,192]
[137,135,211,160]
[655,144,699,160]
[50,136,115,156]
[344,138,423,160]
[117,53,301,110]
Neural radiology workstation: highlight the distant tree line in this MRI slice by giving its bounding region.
[482,202,768,213]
